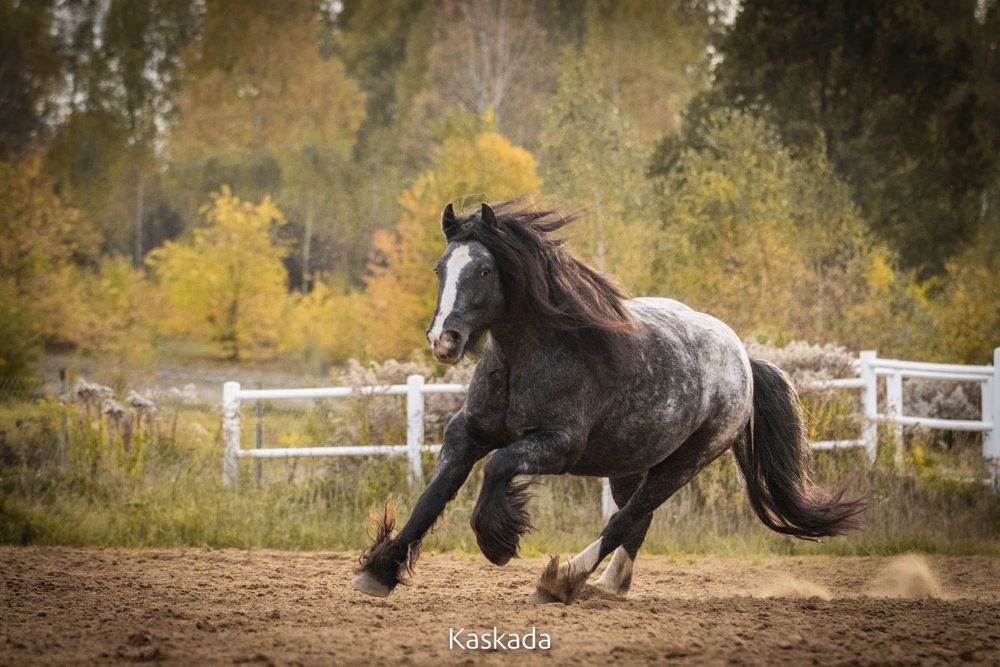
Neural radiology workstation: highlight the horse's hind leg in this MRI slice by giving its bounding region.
[534,428,735,603]
[531,470,660,604]
[594,474,652,596]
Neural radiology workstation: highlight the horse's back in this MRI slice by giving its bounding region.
[627,296,693,313]
[626,297,745,358]
[572,297,752,476]
[625,297,751,403]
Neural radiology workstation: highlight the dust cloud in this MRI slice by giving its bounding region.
[866,554,943,599]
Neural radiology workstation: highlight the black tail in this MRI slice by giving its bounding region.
[734,358,867,539]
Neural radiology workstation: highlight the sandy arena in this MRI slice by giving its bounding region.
[2,548,998,665]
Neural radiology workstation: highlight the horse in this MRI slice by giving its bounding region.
[352,198,865,603]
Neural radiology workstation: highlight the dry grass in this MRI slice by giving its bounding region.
[1,384,998,556]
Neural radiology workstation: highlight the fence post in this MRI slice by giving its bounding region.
[222,381,241,487]
[601,478,613,518]
[254,396,263,486]
[58,368,69,467]
[985,348,1000,488]
[859,350,878,463]
[886,370,903,466]
[406,375,425,484]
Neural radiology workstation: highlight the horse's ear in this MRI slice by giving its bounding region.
[481,203,498,228]
[440,202,456,238]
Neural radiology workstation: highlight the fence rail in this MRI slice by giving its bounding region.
[222,348,1000,510]
[865,349,999,465]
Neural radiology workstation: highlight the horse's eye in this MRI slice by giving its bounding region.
[433,266,440,275]
[480,268,491,277]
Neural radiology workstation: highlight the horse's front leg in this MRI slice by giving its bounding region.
[353,412,488,597]
[471,429,579,566]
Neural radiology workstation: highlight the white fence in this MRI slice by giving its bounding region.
[221,375,465,487]
[222,348,1000,506]
[808,349,999,468]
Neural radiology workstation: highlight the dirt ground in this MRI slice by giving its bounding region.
[2,548,999,666]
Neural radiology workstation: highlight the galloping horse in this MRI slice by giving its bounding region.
[352,199,864,603]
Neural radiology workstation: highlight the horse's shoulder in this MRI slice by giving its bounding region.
[467,346,507,394]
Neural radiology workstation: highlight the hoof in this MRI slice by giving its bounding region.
[352,571,392,598]
[482,548,515,567]
[535,555,590,604]
[528,587,561,604]
[593,580,629,598]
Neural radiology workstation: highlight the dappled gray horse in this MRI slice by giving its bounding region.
[352,199,864,603]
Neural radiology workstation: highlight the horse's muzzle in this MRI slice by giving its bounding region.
[432,330,463,363]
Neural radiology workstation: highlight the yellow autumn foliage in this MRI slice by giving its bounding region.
[147,188,288,360]
[281,277,366,365]
[840,248,936,358]
[59,257,159,366]
[931,230,1000,364]
[0,156,92,375]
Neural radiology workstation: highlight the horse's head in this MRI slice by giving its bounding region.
[426,202,504,363]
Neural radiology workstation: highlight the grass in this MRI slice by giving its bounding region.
[1,391,998,557]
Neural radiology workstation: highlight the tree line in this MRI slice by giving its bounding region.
[1,0,997,379]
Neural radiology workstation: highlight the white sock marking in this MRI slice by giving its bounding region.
[428,245,472,343]
[568,538,603,573]
[596,547,633,590]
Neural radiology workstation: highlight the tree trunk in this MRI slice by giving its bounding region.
[133,169,145,268]
[302,192,315,292]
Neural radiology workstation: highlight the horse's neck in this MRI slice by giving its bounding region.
[488,320,561,367]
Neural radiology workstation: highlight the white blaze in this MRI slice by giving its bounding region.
[429,244,472,343]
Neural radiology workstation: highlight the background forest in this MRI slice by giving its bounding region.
[2,0,999,553]
[2,0,998,379]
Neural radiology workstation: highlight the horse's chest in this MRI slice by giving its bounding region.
[503,364,593,435]
[465,362,586,444]
[464,365,511,444]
